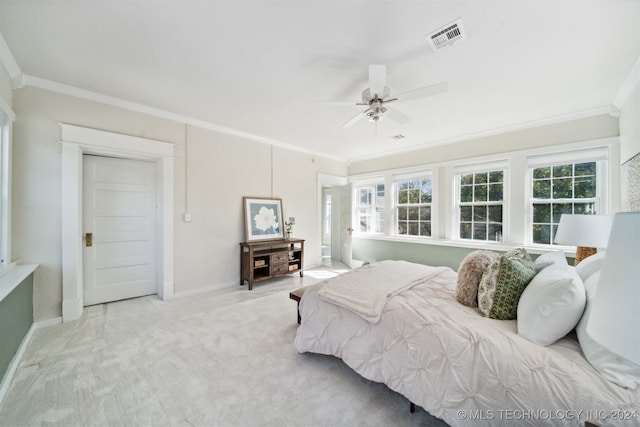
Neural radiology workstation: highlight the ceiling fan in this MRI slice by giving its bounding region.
[319,64,448,129]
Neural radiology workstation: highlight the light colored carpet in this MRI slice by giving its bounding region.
[0,267,447,426]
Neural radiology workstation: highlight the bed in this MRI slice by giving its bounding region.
[294,258,640,426]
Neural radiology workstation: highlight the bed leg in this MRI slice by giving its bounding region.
[410,402,415,413]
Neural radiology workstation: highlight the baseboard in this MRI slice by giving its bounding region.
[62,297,82,322]
[34,316,63,329]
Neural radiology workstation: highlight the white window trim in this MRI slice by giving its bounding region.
[453,161,509,243]
[352,176,385,236]
[349,136,619,256]
[391,170,434,238]
[0,95,15,274]
[525,147,611,246]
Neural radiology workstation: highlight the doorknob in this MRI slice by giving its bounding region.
[346,227,354,236]
[85,233,93,247]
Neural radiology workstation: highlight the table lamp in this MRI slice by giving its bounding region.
[554,214,613,265]
[587,211,640,367]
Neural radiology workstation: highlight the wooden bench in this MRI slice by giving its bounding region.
[289,286,311,324]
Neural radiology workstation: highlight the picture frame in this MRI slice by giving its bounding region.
[243,197,284,242]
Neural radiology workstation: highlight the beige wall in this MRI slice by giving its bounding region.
[348,114,619,175]
[11,86,346,320]
[620,83,640,164]
[7,76,635,321]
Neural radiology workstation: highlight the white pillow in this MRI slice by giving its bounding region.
[574,252,605,282]
[517,264,586,346]
[534,250,568,272]
[577,271,640,389]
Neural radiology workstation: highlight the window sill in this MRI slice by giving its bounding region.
[0,263,39,303]
[353,234,577,257]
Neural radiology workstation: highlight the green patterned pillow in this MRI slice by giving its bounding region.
[478,248,536,320]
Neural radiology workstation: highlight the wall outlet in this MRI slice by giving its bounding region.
[184,213,192,222]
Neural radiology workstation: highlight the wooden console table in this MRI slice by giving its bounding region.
[240,238,304,290]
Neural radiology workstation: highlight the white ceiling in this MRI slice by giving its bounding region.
[0,1,638,162]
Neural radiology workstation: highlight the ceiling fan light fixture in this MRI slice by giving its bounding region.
[333,64,449,129]
[366,104,386,122]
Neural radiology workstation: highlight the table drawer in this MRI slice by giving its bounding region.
[271,253,288,264]
[272,264,289,274]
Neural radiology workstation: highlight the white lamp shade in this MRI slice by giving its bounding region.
[554,214,613,247]
[586,211,640,365]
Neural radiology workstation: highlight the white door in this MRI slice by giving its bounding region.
[83,155,158,306]
[341,183,353,267]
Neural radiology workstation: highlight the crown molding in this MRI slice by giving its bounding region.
[346,106,613,164]
[0,32,23,89]
[23,75,346,163]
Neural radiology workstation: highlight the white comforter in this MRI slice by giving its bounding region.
[294,262,640,426]
[318,261,449,323]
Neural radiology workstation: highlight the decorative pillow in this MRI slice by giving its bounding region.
[577,271,640,389]
[478,248,536,320]
[574,251,605,282]
[534,250,568,272]
[455,250,499,307]
[517,264,586,346]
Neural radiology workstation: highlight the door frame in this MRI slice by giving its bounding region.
[317,173,347,266]
[60,124,175,322]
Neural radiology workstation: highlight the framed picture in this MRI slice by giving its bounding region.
[243,197,284,242]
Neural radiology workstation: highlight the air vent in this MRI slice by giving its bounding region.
[426,18,466,51]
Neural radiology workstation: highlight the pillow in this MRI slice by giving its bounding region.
[574,251,605,282]
[478,248,536,320]
[455,250,499,307]
[517,264,586,346]
[577,271,640,389]
[534,250,568,272]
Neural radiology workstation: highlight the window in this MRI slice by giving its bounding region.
[349,143,613,248]
[456,167,505,242]
[530,161,598,244]
[395,178,432,237]
[0,98,13,270]
[355,182,385,234]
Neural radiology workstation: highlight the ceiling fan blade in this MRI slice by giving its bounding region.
[315,101,358,106]
[368,64,387,99]
[386,107,411,125]
[342,109,369,128]
[394,81,448,102]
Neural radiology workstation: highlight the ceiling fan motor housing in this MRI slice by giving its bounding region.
[362,87,391,103]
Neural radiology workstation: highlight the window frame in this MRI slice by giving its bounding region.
[392,172,433,238]
[453,163,507,243]
[526,147,609,246]
[353,177,385,235]
[0,95,14,271]
[348,138,616,255]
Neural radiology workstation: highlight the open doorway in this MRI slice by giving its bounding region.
[321,186,332,265]
[317,174,348,267]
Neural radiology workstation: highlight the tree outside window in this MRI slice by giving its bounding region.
[531,162,597,244]
[458,171,504,241]
[396,178,432,237]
